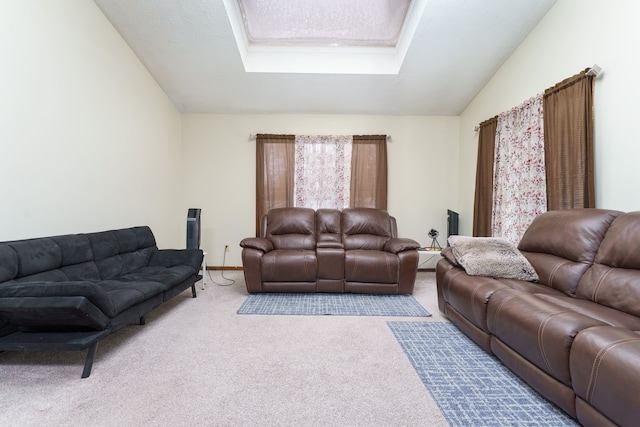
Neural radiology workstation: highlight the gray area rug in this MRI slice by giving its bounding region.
[387,321,579,427]
[237,293,431,317]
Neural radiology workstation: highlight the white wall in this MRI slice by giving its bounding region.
[182,114,460,266]
[458,0,640,235]
[0,1,184,247]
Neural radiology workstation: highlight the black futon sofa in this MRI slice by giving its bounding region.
[0,226,203,378]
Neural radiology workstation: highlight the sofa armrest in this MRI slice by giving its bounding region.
[149,249,204,270]
[240,237,273,253]
[384,238,421,254]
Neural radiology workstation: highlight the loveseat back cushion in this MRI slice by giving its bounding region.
[316,209,342,244]
[342,208,395,250]
[577,211,640,317]
[518,208,621,294]
[264,208,316,250]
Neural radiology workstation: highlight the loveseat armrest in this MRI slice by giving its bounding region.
[317,241,344,249]
[384,238,421,254]
[149,249,203,270]
[240,237,273,253]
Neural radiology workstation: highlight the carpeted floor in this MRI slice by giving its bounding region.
[237,292,431,317]
[387,321,579,427]
[0,271,448,427]
[0,271,579,426]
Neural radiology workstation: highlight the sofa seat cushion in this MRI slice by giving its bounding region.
[487,288,607,386]
[570,326,640,427]
[345,250,398,284]
[262,250,317,282]
[534,294,640,330]
[119,265,198,290]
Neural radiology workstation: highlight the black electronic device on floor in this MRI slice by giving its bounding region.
[186,208,201,249]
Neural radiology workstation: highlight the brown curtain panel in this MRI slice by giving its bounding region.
[543,69,595,210]
[255,134,295,235]
[350,135,387,209]
[472,117,498,237]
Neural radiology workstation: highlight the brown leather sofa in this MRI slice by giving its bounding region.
[240,207,420,294]
[436,208,640,427]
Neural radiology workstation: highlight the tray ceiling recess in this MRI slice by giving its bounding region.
[223,0,427,74]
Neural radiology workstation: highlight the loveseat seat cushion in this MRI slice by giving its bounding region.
[570,326,640,427]
[345,250,399,284]
[262,250,317,282]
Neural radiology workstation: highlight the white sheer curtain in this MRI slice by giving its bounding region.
[492,94,547,244]
[294,135,352,210]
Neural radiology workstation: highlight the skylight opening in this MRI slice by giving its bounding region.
[237,0,411,48]
[223,0,427,75]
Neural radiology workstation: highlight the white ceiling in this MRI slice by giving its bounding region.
[94,0,558,115]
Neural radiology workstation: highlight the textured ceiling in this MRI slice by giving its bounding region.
[94,0,558,115]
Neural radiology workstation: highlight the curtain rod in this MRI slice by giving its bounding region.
[473,64,603,131]
[249,134,392,141]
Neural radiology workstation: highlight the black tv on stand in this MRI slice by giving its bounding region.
[447,209,459,242]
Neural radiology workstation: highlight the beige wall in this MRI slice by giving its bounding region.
[0,1,184,247]
[6,0,638,260]
[182,114,460,266]
[458,0,640,235]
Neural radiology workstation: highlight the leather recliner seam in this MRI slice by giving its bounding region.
[585,337,640,402]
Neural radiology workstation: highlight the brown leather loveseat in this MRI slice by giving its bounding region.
[436,208,640,426]
[240,207,420,294]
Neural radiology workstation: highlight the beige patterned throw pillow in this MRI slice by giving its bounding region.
[447,236,538,282]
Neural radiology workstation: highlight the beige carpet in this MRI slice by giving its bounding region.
[0,272,449,427]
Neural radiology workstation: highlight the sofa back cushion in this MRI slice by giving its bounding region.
[577,211,640,316]
[342,208,395,250]
[518,208,621,295]
[264,208,316,250]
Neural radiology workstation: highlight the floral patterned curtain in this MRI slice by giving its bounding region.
[294,135,352,210]
[492,94,547,244]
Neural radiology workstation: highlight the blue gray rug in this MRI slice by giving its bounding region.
[237,293,431,317]
[387,322,578,426]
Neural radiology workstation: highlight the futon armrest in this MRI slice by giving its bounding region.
[0,280,116,317]
[149,249,204,270]
[384,238,421,254]
[240,237,273,253]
